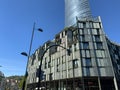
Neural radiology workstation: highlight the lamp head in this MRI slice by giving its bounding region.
[38,28,43,32]
[21,52,28,56]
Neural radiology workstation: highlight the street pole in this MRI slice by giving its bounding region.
[22,22,35,90]
[22,22,43,90]
[37,44,70,90]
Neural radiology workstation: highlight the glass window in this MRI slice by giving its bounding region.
[56,65,59,72]
[44,63,47,69]
[43,74,46,80]
[94,35,101,42]
[74,44,77,51]
[84,67,90,76]
[96,29,100,35]
[96,42,103,49]
[86,58,92,66]
[86,68,90,76]
[83,22,86,28]
[83,58,92,66]
[44,57,47,69]
[73,30,78,41]
[96,50,105,58]
[78,23,83,28]
[117,59,120,64]
[48,61,51,68]
[99,67,106,75]
[93,23,100,28]
[89,22,93,28]
[57,58,60,65]
[97,58,105,66]
[62,55,65,63]
[79,29,84,34]
[31,54,36,65]
[80,35,85,41]
[81,50,90,57]
[83,42,89,49]
[73,59,78,68]
[49,73,53,80]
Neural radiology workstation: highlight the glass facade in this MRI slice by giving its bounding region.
[65,0,92,27]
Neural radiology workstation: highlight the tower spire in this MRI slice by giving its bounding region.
[65,0,92,27]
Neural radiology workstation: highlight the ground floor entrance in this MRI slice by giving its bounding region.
[27,77,116,90]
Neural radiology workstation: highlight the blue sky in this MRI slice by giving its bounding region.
[0,0,120,76]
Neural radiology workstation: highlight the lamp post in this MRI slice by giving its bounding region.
[37,44,70,90]
[21,22,43,90]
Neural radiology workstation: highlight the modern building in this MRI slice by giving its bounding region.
[25,0,120,90]
[65,0,92,27]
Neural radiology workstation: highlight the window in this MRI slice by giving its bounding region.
[49,73,53,80]
[84,67,90,76]
[96,50,105,58]
[80,35,85,41]
[78,23,83,28]
[83,22,86,28]
[74,44,77,51]
[81,50,91,57]
[86,68,90,76]
[73,59,78,68]
[43,74,46,80]
[96,42,103,49]
[44,63,47,69]
[117,59,120,64]
[73,32,78,41]
[83,58,92,66]
[86,58,92,66]
[48,61,51,68]
[93,23,100,28]
[97,58,105,66]
[57,57,60,65]
[31,54,35,65]
[62,55,65,63]
[83,42,89,49]
[61,32,64,38]
[94,35,101,42]
[69,46,72,53]
[96,29,100,35]
[56,65,59,72]
[44,57,47,69]
[118,70,120,75]
[79,29,84,34]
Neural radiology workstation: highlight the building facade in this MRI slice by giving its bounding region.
[25,0,120,90]
[26,16,120,90]
[65,0,92,27]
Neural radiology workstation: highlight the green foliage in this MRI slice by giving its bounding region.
[6,75,24,89]
[18,76,25,89]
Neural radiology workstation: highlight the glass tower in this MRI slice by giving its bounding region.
[65,0,92,27]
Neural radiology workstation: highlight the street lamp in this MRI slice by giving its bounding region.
[21,22,43,90]
[37,44,71,90]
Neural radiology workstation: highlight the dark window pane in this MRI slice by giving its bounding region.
[94,35,101,42]
[85,58,92,66]
[83,42,89,49]
[96,42,103,49]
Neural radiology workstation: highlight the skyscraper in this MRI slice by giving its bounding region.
[65,0,92,27]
